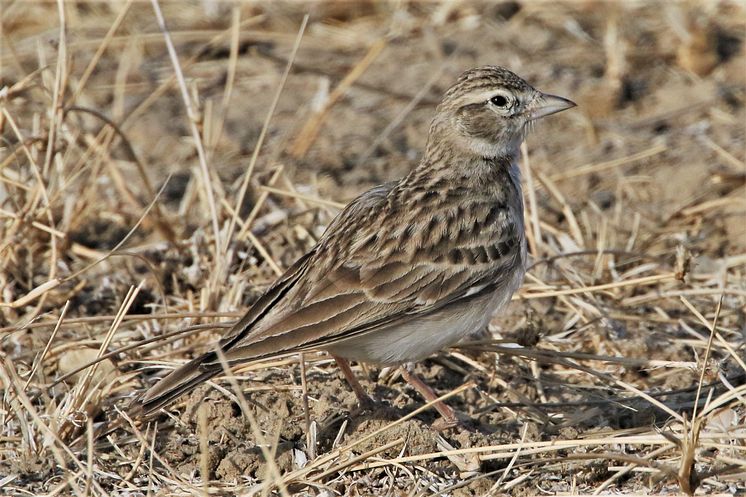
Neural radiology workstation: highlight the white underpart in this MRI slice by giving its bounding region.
[455,126,526,159]
[466,136,511,159]
[326,264,525,365]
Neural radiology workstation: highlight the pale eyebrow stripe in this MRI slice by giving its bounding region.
[453,89,507,107]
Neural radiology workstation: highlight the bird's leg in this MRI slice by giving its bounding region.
[331,354,375,409]
[401,364,459,429]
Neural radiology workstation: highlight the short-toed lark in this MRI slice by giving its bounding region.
[135,66,575,428]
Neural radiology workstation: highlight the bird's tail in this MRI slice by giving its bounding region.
[129,351,221,418]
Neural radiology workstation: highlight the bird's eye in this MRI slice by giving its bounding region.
[490,94,510,107]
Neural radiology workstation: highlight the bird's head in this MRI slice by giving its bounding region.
[429,65,575,159]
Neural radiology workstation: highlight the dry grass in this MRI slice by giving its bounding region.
[1,1,745,496]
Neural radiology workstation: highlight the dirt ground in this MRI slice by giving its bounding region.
[1,1,745,496]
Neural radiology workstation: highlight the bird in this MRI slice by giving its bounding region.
[133,65,575,428]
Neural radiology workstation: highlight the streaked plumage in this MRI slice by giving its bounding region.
[134,66,575,425]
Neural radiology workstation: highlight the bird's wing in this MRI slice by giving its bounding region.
[205,185,523,367]
[135,183,522,415]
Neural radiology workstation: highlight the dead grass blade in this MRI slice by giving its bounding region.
[289,38,387,158]
[150,0,220,256]
[225,15,308,255]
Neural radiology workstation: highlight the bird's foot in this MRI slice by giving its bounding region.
[351,394,377,414]
[432,415,461,432]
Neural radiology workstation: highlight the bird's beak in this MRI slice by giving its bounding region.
[529,92,576,120]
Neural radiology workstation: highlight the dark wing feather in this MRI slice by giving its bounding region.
[218,249,316,349]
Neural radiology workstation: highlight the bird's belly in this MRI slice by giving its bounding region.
[326,270,523,365]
